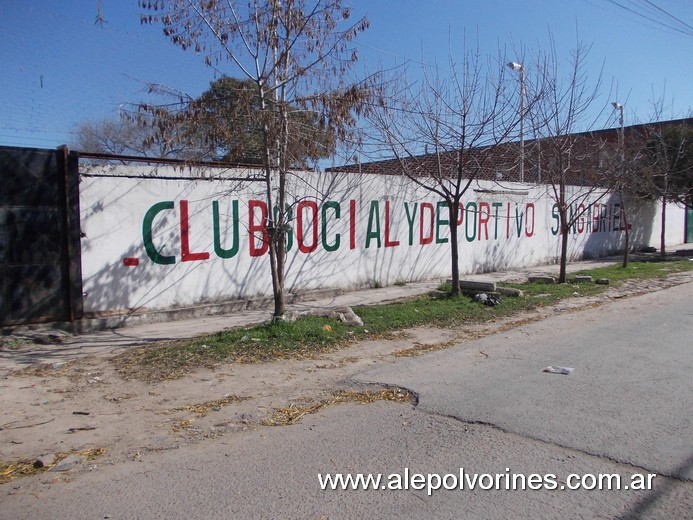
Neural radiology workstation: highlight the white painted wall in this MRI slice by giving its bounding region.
[78,164,687,315]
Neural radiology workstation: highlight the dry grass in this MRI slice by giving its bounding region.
[172,395,249,418]
[0,448,107,484]
[262,387,415,426]
[170,419,194,433]
[393,338,463,358]
[112,339,210,383]
[158,395,250,433]
[10,361,74,378]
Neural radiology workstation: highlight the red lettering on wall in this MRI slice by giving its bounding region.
[608,204,613,232]
[478,202,490,240]
[384,200,400,247]
[525,203,535,237]
[592,203,600,233]
[420,202,434,245]
[577,204,585,234]
[180,200,210,262]
[249,199,269,257]
[349,199,356,250]
[297,200,319,253]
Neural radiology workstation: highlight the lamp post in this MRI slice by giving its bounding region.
[612,102,625,191]
[612,101,628,266]
[612,102,624,151]
[508,61,525,182]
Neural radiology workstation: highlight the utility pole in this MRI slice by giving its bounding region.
[612,101,628,267]
[508,62,525,182]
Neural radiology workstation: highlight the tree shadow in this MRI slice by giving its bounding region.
[67,167,682,331]
[79,164,268,327]
[580,192,658,261]
[616,452,693,519]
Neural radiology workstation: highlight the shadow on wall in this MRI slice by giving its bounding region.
[81,192,270,322]
[83,239,270,323]
[462,196,543,276]
[78,167,675,322]
[581,193,658,260]
[469,240,521,275]
[283,173,450,292]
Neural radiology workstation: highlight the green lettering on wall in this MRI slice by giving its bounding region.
[492,202,503,239]
[613,203,621,231]
[550,203,560,236]
[436,201,449,244]
[213,200,240,259]
[465,202,477,242]
[404,202,418,246]
[143,201,176,265]
[515,205,524,237]
[321,201,341,252]
[365,200,382,248]
[569,203,578,234]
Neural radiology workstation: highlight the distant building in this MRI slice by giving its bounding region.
[328,118,693,188]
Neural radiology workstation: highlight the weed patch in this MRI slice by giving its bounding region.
[112,261,693,381]
[262,388,415,426]
[0,448,106,484]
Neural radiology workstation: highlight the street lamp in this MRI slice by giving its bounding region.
[612,101,628,266]
[508,61,525,182]
[612,102,624,139]
[612,102,625,172]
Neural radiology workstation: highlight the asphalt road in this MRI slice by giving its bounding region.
[358,280,693,481]
[2,283,691,519]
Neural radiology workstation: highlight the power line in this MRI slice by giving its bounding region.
[603,0,693,37]
[642,0,693,32]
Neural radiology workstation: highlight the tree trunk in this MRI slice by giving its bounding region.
[660,194,667,258]
[621,196,629,268]
[273,169,287,318]
[449,201,460,295]
[269,247,285,317]
[558,179,568,283]
[264,170,285,320]
[559,224,569,283]
[259,87,285,320]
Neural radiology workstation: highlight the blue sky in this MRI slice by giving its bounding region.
[1,0,691,152]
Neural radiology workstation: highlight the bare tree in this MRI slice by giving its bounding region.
[595,112,693,267]
[611,119,659,268]
[74,117,190,158]
[614,133,639,268]
[641,117,693,256]
[79,76,336,164]
[366,48,521,295]
[76,111,221,162]
[525,42,612,283]
[139,0,377,318]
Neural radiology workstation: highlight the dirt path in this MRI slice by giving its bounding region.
[1,272,691,487]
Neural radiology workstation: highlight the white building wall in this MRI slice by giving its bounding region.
[78,165,687,315]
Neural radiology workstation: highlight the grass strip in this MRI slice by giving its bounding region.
[113,260,693,381]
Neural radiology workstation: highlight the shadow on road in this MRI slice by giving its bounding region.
[617,453,693,520]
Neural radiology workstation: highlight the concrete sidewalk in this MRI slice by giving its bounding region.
[2,247,692,369]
